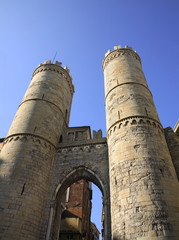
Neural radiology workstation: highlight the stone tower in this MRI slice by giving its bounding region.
[0,61,74,239]
[103,45,179,239]
[0,46,179,240]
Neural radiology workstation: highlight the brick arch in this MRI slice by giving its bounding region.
[46,166,111,240]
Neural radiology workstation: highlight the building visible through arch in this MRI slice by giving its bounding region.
[57,179,99,240]
[0,46,179,240]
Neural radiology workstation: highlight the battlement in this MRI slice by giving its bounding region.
[37,60,71,75]
[102,45,141,70]
[57,127,106,149]
[32,60,74,95]
[104,45,135,57]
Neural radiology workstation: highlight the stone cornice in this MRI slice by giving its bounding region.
[32,64,74,95]
[57,141,107,154]
[4,133,56,149]
[102,48,141,71]
[105,81,152,105]
[57,138,107,150]
[107,116,163,138]
[18,98,69,129]
[19,98,63,114]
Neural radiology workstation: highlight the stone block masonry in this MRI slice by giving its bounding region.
[0,48,178,240]
[0,60,74,239]
[103,45,179,239]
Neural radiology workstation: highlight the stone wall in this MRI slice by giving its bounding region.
[0,61,74,240]
[0,48,178,240]
[164,127,179,180]
[41,127,111,240]
[103,45,179,240]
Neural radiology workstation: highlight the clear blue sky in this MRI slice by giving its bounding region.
[0,0,178,238]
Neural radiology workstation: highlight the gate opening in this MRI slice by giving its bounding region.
[47,167,110,240]
[58,179,102,240]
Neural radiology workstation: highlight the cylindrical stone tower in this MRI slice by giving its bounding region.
[0,60,74,239]
[103,46,179,239]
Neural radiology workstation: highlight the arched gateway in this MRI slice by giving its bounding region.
[0,46,179,240]
[44,126,111,240]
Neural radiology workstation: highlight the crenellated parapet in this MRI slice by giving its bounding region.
[102,45,141,70]
[32,60,74,95]
[57,126,107,149]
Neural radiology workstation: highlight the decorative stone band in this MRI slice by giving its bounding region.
[105,82,152,105]
[32,64,74,95]
[107,116,163,139]
[18,98,68,129]
[57,142,107,154]
[102,48,141,70]
[3,133,56,150]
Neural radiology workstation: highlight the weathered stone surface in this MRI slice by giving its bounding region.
[164,127,179,180]
[103,47,179,240]
[0,47,179,240]
[0,61,74,239]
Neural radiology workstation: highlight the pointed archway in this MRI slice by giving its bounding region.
[46,166,110,240]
